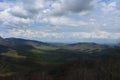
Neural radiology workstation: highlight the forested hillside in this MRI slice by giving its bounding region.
[0,37,120,80]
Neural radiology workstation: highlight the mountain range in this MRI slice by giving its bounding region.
[0,36,120,80]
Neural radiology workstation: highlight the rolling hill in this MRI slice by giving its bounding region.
[0,37,120,80]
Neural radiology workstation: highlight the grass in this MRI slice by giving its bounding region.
[1,50,26,59]
[0,72,15,77]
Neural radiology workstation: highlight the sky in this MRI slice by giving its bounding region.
[0,0,120,43]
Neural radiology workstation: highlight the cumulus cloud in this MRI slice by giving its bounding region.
[2,29,120,40]
[9,6,29,19]
[4,29,65,39]
[18,0,45,18]
[0,0,49,29]
[43,16,99,30]
[45,17,85,27]
[0,2,13,11]
[0,0,97,29]
[0,9,33,29]
[51,0,96,16]
[0,0,120,42]
[101,1,117,13]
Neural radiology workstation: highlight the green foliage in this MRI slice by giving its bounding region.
[0,38,120,80]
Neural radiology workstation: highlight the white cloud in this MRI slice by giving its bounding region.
[47,17,82,27]
[101,2,117,13]
[0,2,13,11]
[0,0,120,42]
[2,29,120,40]
[70,31,120,39]
[4,29,64,39]
[9,6,29,18]
[50,0,96,16]
[0,0,48,29]
[0,9,33,29]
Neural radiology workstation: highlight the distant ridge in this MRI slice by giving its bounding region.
[0,36,9,46]
[5,37,49,46]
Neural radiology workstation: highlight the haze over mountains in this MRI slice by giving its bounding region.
[0,37,119,58]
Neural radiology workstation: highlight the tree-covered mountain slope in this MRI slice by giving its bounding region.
[0,37,120,80]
